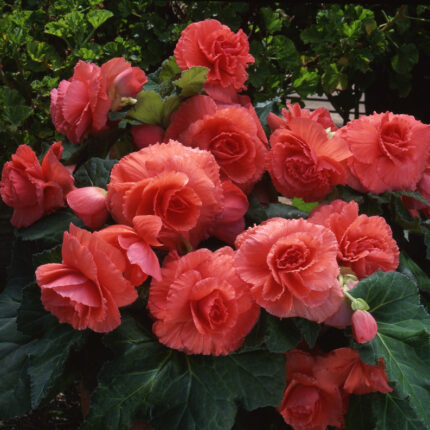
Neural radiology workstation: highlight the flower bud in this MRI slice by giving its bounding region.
[66,187,109,230]
[352,310,377,343]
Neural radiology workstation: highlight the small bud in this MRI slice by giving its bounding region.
[352,310,378,343]
[66,187,109,230]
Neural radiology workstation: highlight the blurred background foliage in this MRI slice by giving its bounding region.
[1,1,430,167]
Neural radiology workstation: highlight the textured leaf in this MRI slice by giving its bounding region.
[127,91,164,124]
[87,9,114,30]
[159,56,181,82]
[174,66,208,98]
[74,157,117,188]
[351,271,430,428]
[254,97,280,129]
[16,209,84,245]
[344,394,375,430]
[398,252,430,294]
[82,316,286,430]
[293,318,320,348]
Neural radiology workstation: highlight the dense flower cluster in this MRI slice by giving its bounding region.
[2,18,429,430]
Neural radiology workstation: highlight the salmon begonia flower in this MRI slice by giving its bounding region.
[279,349,346,430]
[66,186,109,230]
[351,310,378,343]
[35,224,137,332]
[148,247,259,356]
[50,61,111,144]
[131,124,165,149]
[266,117,351,202]
[0,142,75,228]
[309,199,399,278]
[174,19,254,92]
[338,111,430,193]
[96,215,162,287]
[235,218,343,322]
[101,57,147,111]
[165,95,267,192]
[107,140,223,249]
[267,102,338,133]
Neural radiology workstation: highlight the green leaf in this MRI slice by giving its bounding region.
[87,9,114,30]
[391,43,419,75]
[291,197,318,213]
[266,203,308,220]
[74,157,117,188]
[344,394,375,430]
[351,271,430,427]
[254,97,280,130]
[17,284,86,407]
[16,209,84,246]
[398,252,430,294]
[261,7,283,34]
[174,66,208,98]
[0,87,33,127]
[127,91,164,125]
[372,392,426,430]
[32,245,62,269]
[293,318,320,348]
[82,316,286,430]
[159,56,181,82]
[162,95,181,127]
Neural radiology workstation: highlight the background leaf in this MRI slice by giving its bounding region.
[73,157,117,188]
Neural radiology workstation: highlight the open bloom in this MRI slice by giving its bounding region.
[107,140,223,249]
[35,224,137,332]
[266,118,351,202]
[0,142,75,228]
[309,200,399,278]
[165,95,267,192]
[338,112,430,193]
[174,19,254,92]
[235,218,343,322]
[101,57,147,111]
[50,61,111,143]
[148,247,259,355]
[267,102,338,133]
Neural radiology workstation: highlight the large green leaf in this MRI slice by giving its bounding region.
[87,9,114,30]
[127,90,164,124]
[74,157,117,188]
[344,394,375,430]
[351,271,430,428]
[82,316,286,430]
[398,252,430,294]
[174,66,208,98]
[16,209,84,245]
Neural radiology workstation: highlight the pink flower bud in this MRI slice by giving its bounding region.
[131,124,165,149]
[352,310,377,343]
[66,187,109,230]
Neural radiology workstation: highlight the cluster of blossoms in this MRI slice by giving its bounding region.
[2,18,430,430]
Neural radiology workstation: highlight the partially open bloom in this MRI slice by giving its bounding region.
[309,199,399,278]
[107,140,223,249]
[148,247,259,355]
[165,95,267,192]
[50,61,111,143]
[174,19,254,92]
[279,349,346,430]
[235,218,343,322]
[351,310,378,343]
[338,112,430,193]
[266,118,350,202]
[101,57,147,111]
[267,102,338,133]
[96,215,162,287]
[35,224,137,332]
[66,186,109,230]
[0,142,75,228]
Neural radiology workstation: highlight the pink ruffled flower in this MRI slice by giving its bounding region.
[131,124,165,149]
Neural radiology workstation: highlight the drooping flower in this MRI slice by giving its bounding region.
[235,217,343,322]
[174,19,255,92]
[309,199,399,278]
[66,186,109,230]
[279,349,346,430]
[338,112,430,193]
[50,61,111,143]
[266,117,351,202]
[148,247,259,355]
[35,224,137,332]
[107,140,223,249]
[0,142,75,228]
